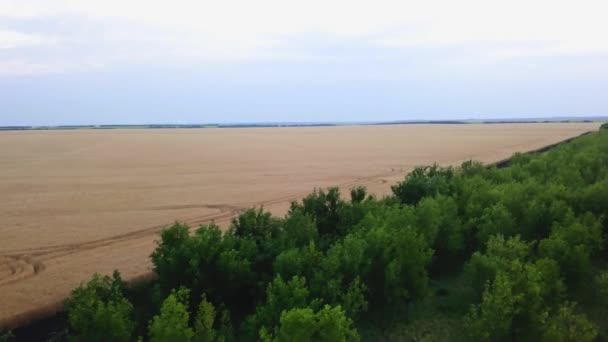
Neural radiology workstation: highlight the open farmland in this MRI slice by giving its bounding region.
[0,122,599,327]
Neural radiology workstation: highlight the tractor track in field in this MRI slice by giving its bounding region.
[0,167,405,288]
[1,131,593,286]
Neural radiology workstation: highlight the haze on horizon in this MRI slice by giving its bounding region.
[1,0,607,126]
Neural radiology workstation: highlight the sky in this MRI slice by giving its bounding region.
[1,0,607,126]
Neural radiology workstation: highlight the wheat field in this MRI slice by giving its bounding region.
[0,123,599,327]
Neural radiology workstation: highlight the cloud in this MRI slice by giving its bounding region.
[0,0,608,75]
[0,59,63,74]
[0,29,53,49]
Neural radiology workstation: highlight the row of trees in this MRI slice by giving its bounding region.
[59,128,608,341]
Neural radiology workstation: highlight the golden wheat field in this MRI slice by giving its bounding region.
[0,123,599,327]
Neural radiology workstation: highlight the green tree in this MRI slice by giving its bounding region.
[293,187,344,238]
[414,197,441,246]
[475,203,517,245]
[364,212,433,305]
[65,272,134,342]
[464,273,522,341]
[595,271,608,306]
[273,242,322,282]
[429,195,466,258]
[541,302,597,342]
[230,207,282,240]
[311,232,369,317]
[226,207,284,299]
[466,235,532,295]
[578,179,608,223]
[265,305,359,342]
[391,165,454,205]
[465,258,565,341]
[151,222,201,295]
[244,275,310,339]
[349,186,367,203]
[281,209,318,249]
[539,216,603,289]
[193,295,218,342]
[151,222,256,311]
[149,288,194,342]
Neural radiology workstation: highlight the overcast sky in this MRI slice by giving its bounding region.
[1,0,607,125]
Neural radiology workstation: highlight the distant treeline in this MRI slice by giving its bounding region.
[0,119,604,131]
[7,127,608,342]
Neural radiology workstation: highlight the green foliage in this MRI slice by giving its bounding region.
[414,197,441,245]
[578,179,608,220]
[465,261,557,341]
[151,222,220,297]
[193,295,218,342]
[541,302,597,342]
[281,209,318,249]
[337,277,368,319]
[466,235,532,295]
[264,305,359,342]
[151,222,256,312]
[244,275,310,338]
[65,271,134,342]
[428,195,465,255]
[273,243,322,282]
[312,233,370,315]
[475,203,517,245]
[293,187,344,238]
[230,207,282,240]
[464,273,522,341]
[539,214,603,289]
[371,223,433,304]
[148,288,194,342]
[227,207,283,285]
[595,271,608,306]
[391,165,454,205]
[349,186,367,203]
